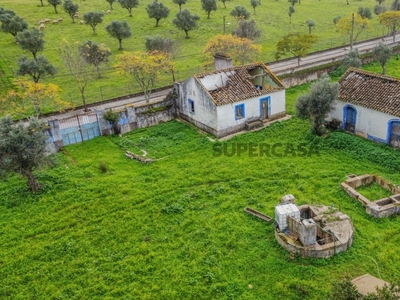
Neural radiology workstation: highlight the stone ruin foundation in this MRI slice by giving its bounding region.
[275,197,354,258]
[341,174,400,218]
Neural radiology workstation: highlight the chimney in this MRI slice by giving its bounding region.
[214,53,233,71]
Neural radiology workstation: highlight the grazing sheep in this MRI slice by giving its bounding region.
[57,17,63,22]
[39,23,45,30]
[52,20,58,25]
[80,20,84,24]
[106,10,111,14]
[39,20,45,25]
[44,19,50,23]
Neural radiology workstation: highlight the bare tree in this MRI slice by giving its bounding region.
[58,41,94,111]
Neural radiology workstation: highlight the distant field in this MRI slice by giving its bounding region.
[0,0,385,104]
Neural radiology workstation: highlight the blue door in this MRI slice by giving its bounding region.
[260,97,270,120]
[344,106,356,133]
[390,121,400,148]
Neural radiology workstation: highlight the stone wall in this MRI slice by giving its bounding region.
[46,98,176,152]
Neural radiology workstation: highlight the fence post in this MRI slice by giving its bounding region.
[100,86,103,101]
[76,114,84,142]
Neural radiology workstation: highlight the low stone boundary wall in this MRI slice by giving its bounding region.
[341,174,400,218]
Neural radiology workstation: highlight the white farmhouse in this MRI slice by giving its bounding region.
[174,60,286,138]
[329,68,400,148]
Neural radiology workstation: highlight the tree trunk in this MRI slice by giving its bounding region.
[96,64,102,78]
[208,11,210,19]
[54,6,58,13]
[382,64,386,75]
[171,69,176,82]
[92,25,96,35]
[80,86,88,112]
[223,2,226,8]
[110,3,113,9]
[156,19,160,27]
[254,7,256,15]
[290,15,292,24]
[118,39,123,50]
[179,4,182,11]
[185,30,189,39]
[129,8,133,17]
[309,27,311,34]
[23,170,42,193]
[40,0,44,6]
[71,15,75,23]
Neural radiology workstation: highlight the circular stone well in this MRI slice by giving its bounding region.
[275,204,354,258]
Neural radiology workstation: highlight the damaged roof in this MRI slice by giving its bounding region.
[339,67,400,118]
[194,62,285,106]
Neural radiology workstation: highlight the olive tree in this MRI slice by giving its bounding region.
[145,35,177,56]
[118,0,139,17]
[232,19,261,40]
[146,0,170,27]
[295,73,339,136]
[106,0,116,10]
[16,55,57,83]
[306,20,315,34]
[172,0,187,11]
[47,0,62,13]
[201,0,217,19]
[342,49,362,71]
[0,116,52,193]
[16,28,45,60]
[63,0,79,23]
[83,11,104,35]
[0,12,28,40]
[373,43,392,74]
[230,6,250,20]
[105,20,132,50]
[250,0,259,15]
[173,9,200,38]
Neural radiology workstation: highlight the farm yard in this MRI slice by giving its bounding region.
[1,79,400,298]
[0,0,387,105]
[2,0,400,298]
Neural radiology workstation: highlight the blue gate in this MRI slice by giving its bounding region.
[60,112,100,146]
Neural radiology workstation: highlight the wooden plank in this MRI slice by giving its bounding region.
[244,207,272,222]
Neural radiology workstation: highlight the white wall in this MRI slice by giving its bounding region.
[216,90,286,131]
[178,77,217,130]
[329,100,396,142]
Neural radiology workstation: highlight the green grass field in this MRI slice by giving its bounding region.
[0,0,386,104]
[1,78,400,298]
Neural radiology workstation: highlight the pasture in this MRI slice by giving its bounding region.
[0,0,385,104]
[1,80,400,299]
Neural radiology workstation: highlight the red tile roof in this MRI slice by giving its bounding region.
[194,62,284,106]
[339,68,400,118]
